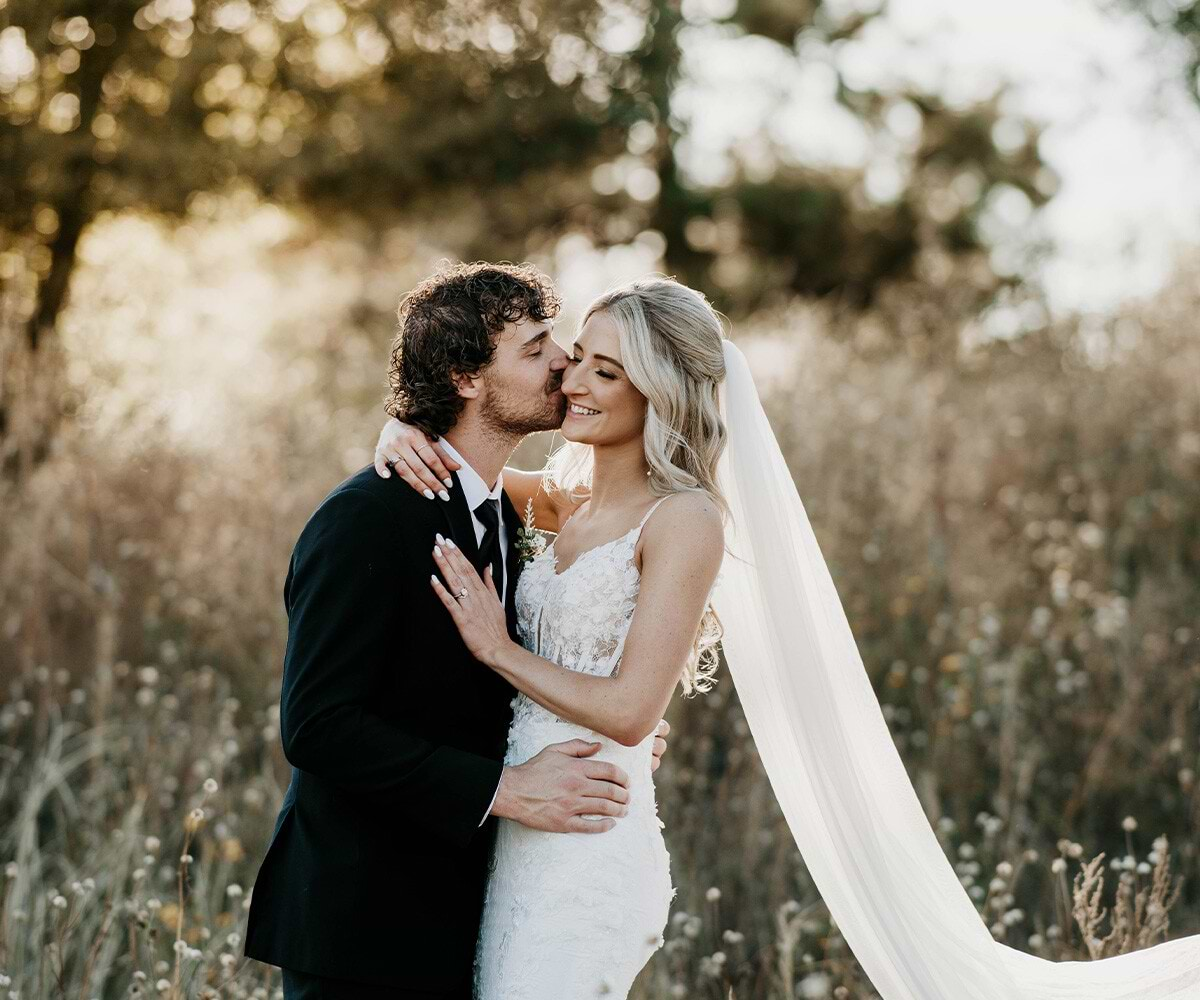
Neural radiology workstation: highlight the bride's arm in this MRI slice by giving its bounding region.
[374,416,582,533]
[431,493,723,746]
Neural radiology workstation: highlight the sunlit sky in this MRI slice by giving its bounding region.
[560,0,1200,319]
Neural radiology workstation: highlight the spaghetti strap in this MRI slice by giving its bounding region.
[634,493,675,535]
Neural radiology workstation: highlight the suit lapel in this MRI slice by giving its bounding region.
[438,470,481,567]
[499,489,523,639]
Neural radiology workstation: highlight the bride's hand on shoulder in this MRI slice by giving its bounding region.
[429,534,513,667]
[373,416,461,501]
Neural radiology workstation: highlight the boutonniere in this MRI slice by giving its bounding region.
[515,497,548,565]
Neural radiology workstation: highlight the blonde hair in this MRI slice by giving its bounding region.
[544,275,729,695]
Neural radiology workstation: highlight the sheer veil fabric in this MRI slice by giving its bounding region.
[711,338,1200,1000]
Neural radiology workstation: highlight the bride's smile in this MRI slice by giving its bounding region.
[560,309,647,448]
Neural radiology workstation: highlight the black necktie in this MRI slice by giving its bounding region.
[473,497,504,600]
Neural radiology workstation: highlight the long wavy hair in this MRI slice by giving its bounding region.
[544,275,730,695]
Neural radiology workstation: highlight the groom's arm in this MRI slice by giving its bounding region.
[278,487,502,849]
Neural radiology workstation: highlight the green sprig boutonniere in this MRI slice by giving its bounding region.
[515,497,548,565]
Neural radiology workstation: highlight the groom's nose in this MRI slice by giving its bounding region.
[548,350,568,372]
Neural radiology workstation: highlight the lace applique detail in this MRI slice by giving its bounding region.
[507,499,668,755]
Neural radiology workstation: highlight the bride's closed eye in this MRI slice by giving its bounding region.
[570,356,617,380]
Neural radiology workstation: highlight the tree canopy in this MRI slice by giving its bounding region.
[1,0,1053,351]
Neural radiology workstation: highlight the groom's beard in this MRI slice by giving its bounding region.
[479,375,567,437]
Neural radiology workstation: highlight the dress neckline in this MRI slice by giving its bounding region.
[548,522,642,579]
[547,495,673,579]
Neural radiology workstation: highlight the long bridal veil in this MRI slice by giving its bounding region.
[710,337,1200,1000]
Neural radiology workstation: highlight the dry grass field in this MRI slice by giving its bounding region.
[2,253,1198,999]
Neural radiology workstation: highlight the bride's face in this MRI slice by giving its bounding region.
[560,310,647,447]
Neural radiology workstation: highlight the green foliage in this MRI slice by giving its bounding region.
[0,0,640,346]
[0,0,1054,349]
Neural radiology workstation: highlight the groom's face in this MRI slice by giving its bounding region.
[475,316,569,436]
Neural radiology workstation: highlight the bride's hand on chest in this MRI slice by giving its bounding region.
[429,533,514,667]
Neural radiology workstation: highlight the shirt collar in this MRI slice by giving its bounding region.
[438,435,504,513]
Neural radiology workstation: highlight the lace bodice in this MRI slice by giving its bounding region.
[517,498,669,666]
[506,495,672,761]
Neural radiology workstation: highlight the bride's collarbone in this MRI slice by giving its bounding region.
[552,496,661,571]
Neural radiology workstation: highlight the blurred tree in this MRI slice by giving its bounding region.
[621,0,1054,334]
[0,0,638,350]
[0,0,1053,476]
[0,0,641,475]
[1125,0,1200,102]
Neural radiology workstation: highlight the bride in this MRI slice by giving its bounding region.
[377,275,1200,1000]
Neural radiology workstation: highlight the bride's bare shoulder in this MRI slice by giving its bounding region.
[655,490,722,525]
[639,491,724,563]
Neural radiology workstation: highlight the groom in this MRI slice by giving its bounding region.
[244,262,668,999]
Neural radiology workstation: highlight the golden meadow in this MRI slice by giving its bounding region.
[1,205,1198,999]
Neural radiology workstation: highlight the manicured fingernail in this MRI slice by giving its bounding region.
[381,469,390,478]
[443,478,453,488]
[436,533,445,544]
[423,488,435,500]
[434,545,442,557]
[438,490,450,501]
[445,537,456,549]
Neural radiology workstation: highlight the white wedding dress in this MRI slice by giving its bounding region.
[473,495,677,1000]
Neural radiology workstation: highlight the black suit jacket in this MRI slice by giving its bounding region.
[244,464,523,991]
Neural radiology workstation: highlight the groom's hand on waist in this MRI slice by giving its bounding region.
[651,719,669,774]
[489,740,631,834]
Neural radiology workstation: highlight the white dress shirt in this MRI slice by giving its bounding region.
[437,436,509,827]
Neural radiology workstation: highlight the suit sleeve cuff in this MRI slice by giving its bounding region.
[478,771,503,827]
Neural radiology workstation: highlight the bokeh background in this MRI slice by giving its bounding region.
[2,0,1199,997]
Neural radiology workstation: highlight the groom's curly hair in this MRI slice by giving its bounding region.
[386,261,562,437]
